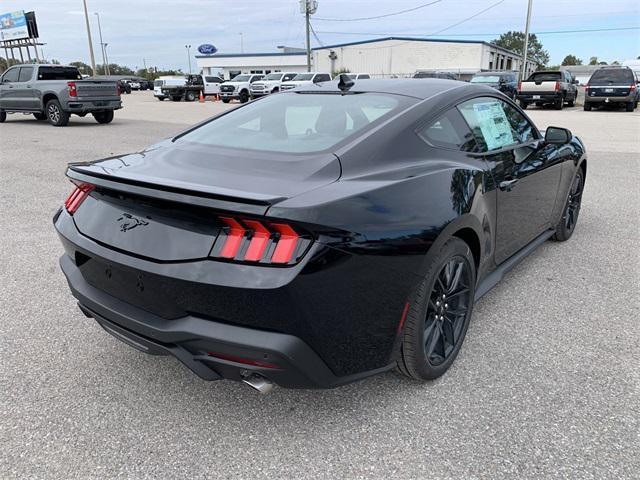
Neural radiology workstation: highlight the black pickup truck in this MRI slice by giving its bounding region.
[0,64,121,126]
[162,74,205,102]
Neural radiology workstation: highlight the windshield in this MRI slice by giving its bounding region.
[528,72,561,82]
[178,92,410,154]
[292,73,314,81]
[231,75,251,82]
[471,75,501,83]
[264,73,283,80]
[590,69,634,85]
[154,80,162,86]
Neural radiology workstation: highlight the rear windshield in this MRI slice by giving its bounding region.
[589,69,634,85]
[527,72,561,82]
[470,75,501,83]
[38,67,82,80]
[178,92,410,153]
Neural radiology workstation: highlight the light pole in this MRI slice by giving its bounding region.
[185,44,192,74]
[239,32,244,53]
[94,12,108,75]
[520,0,533,81]
[104,43,110,71]
[82,0,97,75]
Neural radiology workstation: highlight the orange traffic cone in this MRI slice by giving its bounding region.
[199,90,205,103]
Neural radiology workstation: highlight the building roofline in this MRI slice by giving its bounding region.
[195,52,307,58]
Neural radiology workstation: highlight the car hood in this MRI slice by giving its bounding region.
[68,139,341,208]
[282,81,312,87]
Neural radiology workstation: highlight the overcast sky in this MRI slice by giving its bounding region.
[2,0,639,70]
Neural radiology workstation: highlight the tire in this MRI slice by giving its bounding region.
[239,90,249,103]
[552,169,584,242]
[0,110,6,123]
[33,112,47,120]
[519,100,528,109]
[185,91,196,102]
[222,98,231,104]
[157,97,165,101]
[555,95,564,110]
[45,99,69,126]
[625,102,635,112]
[583,102,592,111]
[396,238,476,381]
[171,96,182,102]
[567,93,575,107]
[92,110,114,124]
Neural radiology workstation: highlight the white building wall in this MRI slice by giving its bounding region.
[313,40,485,77]
[196,54,307,79]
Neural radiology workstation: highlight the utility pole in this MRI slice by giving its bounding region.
[185,44,192,74]
[520,0,533,81]
[94,12,108,75]
[300,0,317,72]
[82,0,97,76]
[239,33,244,53]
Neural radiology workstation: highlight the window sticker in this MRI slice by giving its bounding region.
[473,101,514,150]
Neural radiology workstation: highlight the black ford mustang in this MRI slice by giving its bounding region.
[55,78,586,392]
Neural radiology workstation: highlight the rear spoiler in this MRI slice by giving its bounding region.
[66,166,283,216]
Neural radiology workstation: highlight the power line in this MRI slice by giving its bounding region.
[314,0,443,21]
[314,26,640,37]
[428,0,504,36]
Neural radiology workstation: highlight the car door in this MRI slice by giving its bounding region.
[0,66,20,109]
[458,96,564,264]
[15,66,37,110]
[204,76,221,95]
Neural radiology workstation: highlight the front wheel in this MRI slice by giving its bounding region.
[221,98,231,104]
[92,110,114,124]
[46,99,69,126]
[583,102,592,111]
[185,91,196,102]
[396,238,476,381]
[552,169,584,242]
[555,95,565,110]
[239,90,249,103]
[625,102,635,112]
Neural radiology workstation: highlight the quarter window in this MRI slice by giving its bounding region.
[419,109,476,152]
[457,97,536,152]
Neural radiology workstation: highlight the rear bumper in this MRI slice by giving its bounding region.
[517,92,563,103]
[67,99,122,112]
[584,94,636,104]
[61,254,388,388]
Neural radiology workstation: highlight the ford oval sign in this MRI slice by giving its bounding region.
[197,44,217,55]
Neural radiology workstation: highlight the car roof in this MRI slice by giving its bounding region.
[290,78,469,99]
[474,71,514,75]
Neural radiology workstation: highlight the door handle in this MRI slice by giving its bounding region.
[499,178,519,191]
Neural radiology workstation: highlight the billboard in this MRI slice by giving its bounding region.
[0,10,29,41]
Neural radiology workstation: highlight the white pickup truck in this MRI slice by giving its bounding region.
[280,72,333,91]
[516,70,578,110]
[250,72,299,98]
[219,74,264,103]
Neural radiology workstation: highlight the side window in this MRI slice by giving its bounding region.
[457,97,536,152]
[18,67,33,82]
[359,74,370,79]
[2,67,19,83]
[418,108,476,152]
[314,74,330,83]
[282,74,296,82]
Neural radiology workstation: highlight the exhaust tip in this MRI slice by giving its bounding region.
[241,374,275,394]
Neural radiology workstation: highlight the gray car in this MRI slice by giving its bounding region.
[0,64,121,126]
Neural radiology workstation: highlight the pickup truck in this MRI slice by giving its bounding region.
[516,70,578,110]
[250,72,299,98]
[280,72,332,91]
[160,74,223,102]
[0,64,121,126]
[219,74,264,103]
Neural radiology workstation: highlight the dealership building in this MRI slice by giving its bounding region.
[195,37,539,80]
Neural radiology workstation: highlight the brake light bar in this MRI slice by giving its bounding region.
[554,81,560,91]
[517,81,522,92]
[68,81,77,97]
[211,216,309,265]
[64,183,94,215]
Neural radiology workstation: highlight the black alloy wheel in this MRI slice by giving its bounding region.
[46,99,69,126]
[397,238,476,380]
[552,169,584,241]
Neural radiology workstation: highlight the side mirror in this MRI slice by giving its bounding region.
[545,126,572,144]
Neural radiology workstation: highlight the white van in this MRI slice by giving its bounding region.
[153,76,186,101]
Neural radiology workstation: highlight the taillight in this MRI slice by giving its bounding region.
[64,183,94,215]
[67,81,77,97]
[116,82,121,96]
[584,84,590,93]
[517,81,522,92]
[210,216,309,265]
[554,81,560,91]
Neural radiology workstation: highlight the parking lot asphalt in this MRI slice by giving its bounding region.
[1,92,639,479]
